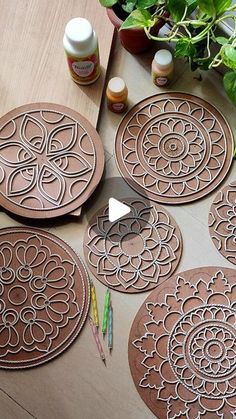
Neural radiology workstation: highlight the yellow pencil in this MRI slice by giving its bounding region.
[90,281,99,328]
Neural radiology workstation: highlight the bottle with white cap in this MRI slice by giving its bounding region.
[152,49,174,87]
[106,77,128,113]
[63,17,100,85]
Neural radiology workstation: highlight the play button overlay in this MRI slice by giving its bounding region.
[84,176,151,245]
[108,198,130,222]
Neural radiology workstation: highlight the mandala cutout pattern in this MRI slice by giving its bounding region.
[0,227,90,369]
[129,267,236,418]
[84,198,182,293]
[209,181,236,265]
[0,103,104,218]
[115,93,234,204]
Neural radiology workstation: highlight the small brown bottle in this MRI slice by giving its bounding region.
[106,77,128,113]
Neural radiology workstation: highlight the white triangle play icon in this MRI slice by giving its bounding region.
[108,198,131,223]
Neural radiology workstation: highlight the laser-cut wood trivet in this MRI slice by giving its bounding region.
[115,93,234,204]
[0,103,104,218]
[0,227,90,369]
[209,181,236,265]
[129,267,236,418]
[84,198,182,293]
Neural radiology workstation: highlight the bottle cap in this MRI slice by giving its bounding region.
[65,17,93,51]
[154,49,173,70]
[107,77,126,97]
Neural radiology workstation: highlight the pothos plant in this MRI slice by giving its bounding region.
[100,0,236,108]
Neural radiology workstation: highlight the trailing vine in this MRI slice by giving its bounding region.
[99,0,236,107]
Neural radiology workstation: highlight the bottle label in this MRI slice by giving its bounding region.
[66,47,100,84]
[112,103,125,112]
[154,76,169,86]
[72,61,94,77]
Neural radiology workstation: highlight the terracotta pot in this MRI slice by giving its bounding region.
[107,7,166,54]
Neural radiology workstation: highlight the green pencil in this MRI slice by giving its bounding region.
[102,288,110,335]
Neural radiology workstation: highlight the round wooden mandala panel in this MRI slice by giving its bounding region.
[129,267,236,418]
[0,103,104,218]
[209,181,236,265]
[84,198,182,293]
[115,93,234,204]
[0,227,90,369]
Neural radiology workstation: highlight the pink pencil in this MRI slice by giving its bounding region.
[89,316,106,365]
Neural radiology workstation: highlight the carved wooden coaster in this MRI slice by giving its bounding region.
[0,103,104,218]
[129,266,236,418]
[0,227,90,369]
[115,93,234,204]
[84,198,182,293]
[209,181,236,265]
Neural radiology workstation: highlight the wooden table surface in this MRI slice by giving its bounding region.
[0,2,236,419]
[0,0,113,127]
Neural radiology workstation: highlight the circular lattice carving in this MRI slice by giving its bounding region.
[84,198,182,293]
[0,227,90,369]
[129,267,236,418]
[0,103,104,218]
[209,181,236,265]
[115,93,234,204]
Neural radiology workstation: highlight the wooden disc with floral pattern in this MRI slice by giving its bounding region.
[209,181,236,265]
[129,267,236,418]
[115,93,234,204]
[0,103,104,218]
[0,227,90,369]
[83,198,182,293]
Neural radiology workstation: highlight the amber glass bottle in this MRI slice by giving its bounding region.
[106,77,128,113]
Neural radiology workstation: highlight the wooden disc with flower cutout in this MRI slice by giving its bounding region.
[84,198,182,293]
[0,227,90,369]
[129,267,236,418]
[209,181,236,265]
[0,103,104,218]
[115,93,234,204]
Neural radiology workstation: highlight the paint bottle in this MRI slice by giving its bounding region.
[63,17,100,85]
[152,49,174,87]
[106,77,128,113]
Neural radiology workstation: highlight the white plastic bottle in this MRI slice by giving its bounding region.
[63,17,100,85]
[152,49,174,87]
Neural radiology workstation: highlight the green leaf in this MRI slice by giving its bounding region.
[120,9,153,29]
[198,0,215,16]
[167,0,186,22]
[224,71,236,106]
[186,0,198,14]
[215,0,232,14]
[137,0,157,8]
[99,0,117,7]
[122,0,137,13]
[223,45,236,69]
[167,0,197,22]
[215,36,229,45]
[198,0,232,17]
[175,38,196,58]
[225,46,236,61]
